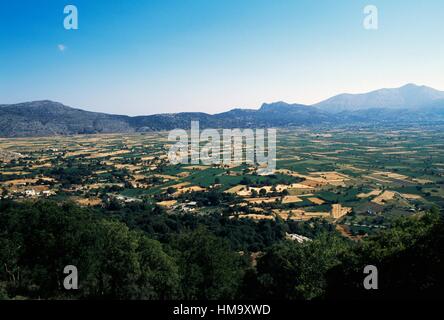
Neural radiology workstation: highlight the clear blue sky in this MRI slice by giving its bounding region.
[1,0,443,115]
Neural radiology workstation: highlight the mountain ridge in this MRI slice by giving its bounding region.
[2,84,444,137]
[313,83,444,112]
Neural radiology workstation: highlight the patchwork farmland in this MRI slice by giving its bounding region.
[1,124,444,238]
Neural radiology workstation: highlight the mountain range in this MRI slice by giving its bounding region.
[1,84,444,137]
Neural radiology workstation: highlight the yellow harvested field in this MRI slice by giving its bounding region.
[357,190,381,198]
[132,174,148,180]
[94,170,108,175]
[307,197,325,205]
[284,183,314,190]
[31,163,52,168]
[375,171,410,180]
[157,200,178,207]
[162,182,191,190]
[0,171,31,175]
[225,185,247,194]
[86,183,125,189]
[75,198,102,206]
[64,150,95,157]
[176,172,191,178]
[282,196,303,203]
[183,165,210,170]
[331,204,352,219]
[328,180,347,187]
[8,185,51,193]
[173,186,206,195]
[153,174,179,180]
[249,186,274,193]
[372,191,396,205]
[273,209,330,220]
[363,175,391,183]
[401,193,422,200]
[413,178,433,184]
[311,172,350,181]
[300,179,328,187]
[276,170,350,187]
[340,165,366,172]
[246,197,279,204]
[1,177,54,186]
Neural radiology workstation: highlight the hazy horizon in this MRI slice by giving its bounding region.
[3,82,444,117]
[1,0,444,115]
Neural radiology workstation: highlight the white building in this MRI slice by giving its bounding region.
[285,233,311,243]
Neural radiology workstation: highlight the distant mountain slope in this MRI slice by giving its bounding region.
[0,100,333,137]
[214,102,333,127]
[314,84,444,112]
[2,84,444,137]
[0,101,133,137]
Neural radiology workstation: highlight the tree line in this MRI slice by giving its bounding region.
[0,200,442,300]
